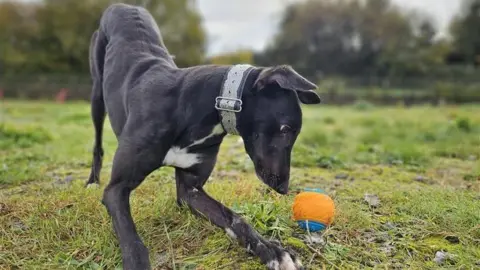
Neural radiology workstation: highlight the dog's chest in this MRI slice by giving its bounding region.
[163,147,200,168]
[162,124,224,169]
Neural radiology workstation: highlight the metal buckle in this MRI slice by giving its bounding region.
[215,96,242,113]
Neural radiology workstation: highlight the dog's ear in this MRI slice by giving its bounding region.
[254,65,321,104]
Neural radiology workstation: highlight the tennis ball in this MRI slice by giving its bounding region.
[292,188,335,232]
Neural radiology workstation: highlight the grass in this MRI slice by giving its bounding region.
[1,100,479,269]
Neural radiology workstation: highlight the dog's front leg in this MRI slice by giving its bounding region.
[103,131,172,270]
[176,168,304,270]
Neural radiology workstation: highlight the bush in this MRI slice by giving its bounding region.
[0,123,52,149]
[353,99,375,111]
[432,81,480,103]
[456,117,472,132]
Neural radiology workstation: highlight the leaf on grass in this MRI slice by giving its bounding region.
[154,251,169,268]
[0,202,11,215]
[379,242,396,257]
[414,175,427,182]
[10,217,28,231]
[414,175,434,184]
[305,233,326,246]
[381,222,396,230]
[53,175,75,188]
[64,175,74,184]
[335,173,349,180]
[434,251,456,265]
[364,193,380,208]
[434,251,447,264]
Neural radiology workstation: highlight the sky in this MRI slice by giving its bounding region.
[196,0,463,56]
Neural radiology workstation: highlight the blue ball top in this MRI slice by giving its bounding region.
[297,220,327,232]
[302,188,327,194]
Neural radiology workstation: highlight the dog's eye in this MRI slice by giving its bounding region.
[280,125,292,134]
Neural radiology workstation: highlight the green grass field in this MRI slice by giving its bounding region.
[1,101,479,269]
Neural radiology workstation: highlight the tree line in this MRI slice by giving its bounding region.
[216,1,480,83]
[1,0,479,103]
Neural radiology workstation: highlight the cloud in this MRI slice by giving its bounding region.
[197,0,300,55]
[196,0,461,56]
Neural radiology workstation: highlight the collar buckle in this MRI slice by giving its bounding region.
[215,96,242,113]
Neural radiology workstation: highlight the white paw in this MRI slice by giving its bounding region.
[267,252,303,270]
[281,252,303,270]
[225,228,237,240]
[267,260,280,270]
[86,183,100,189]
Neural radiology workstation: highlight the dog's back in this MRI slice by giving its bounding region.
[100,3,173,59]
[100,3,176,79]
[101,5,165,49]
[89,3,178,136]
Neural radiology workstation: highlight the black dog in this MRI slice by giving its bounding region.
[86,3,321,270]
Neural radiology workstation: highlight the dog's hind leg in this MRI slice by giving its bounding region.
[86,29,107,187]
[175,165,304,270]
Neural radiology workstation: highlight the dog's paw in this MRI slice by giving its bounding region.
[256,240,304,270]
[266,252,303,270]
[86,183,100,189]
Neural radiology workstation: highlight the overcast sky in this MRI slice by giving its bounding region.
[196,0,463,56]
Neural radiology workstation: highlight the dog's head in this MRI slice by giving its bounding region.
[238,65,321,194]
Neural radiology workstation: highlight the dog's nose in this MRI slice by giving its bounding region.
[275,183,289,195]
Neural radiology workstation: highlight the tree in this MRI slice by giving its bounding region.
[0,0,206,74]
[449,0,480,66]
[208,50,254,65]
[0,1,42,74]
[256,0,442,81]
[123,0,207,68]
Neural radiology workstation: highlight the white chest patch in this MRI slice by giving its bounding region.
[162,147,200,168]
[162,124,225,169]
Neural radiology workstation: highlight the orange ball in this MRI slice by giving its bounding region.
[292,189,335,232]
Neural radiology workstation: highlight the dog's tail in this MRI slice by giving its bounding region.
[86,29,107,187]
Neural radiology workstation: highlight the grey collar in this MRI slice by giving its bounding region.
[215,64,254,135]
